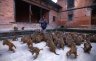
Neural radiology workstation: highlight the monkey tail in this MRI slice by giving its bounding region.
[54,52,59,55]
[40,49,43,50]
[14,45,16,49]
[55,53,59,55]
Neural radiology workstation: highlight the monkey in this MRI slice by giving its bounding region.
[13,26,18,31]
[45,33,59,55]
[83,40,92,53]
[31,34,41,43]
[47,39,59,55]
[66,42,77,58]
[31,31,45,43]
[12,26,18,41]
[52,33,65,49]
[21,35,33,48]
[65,35,74,47]
[72,34,83,45]
[26,38,33,48]
[21,35,29,43]
[58,37,65,49]
[90,34,96,43]
[35,34,44,42]
[3,39,16,52]
[12,34,18,41]
[52,33,59,48]
[29,46,42,59]
[21,27,25,30]
[57,32,65,49]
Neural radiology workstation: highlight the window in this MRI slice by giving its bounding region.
[53,16,56,22]
[67,0,74,9]
[68,14,73,21]
[67,0,74,21]
[68,11,73,14]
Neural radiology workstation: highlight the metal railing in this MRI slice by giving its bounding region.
[0,28,96,40]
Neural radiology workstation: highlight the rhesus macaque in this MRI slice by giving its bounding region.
[3,39,16,52]
[13,26,18,31]
[21,35,29,43]
[45,33,59,55]
[21,35,33,48]
[29,46,42,59]
[31,31,45,43]
[65,35,74,47]
[90,34,96,43]
[52,33,65,49]
[66,42,77,58]
[21,27,25,30]
[83,40,92,53]
[12,34,18,41]
[13,27,18,41]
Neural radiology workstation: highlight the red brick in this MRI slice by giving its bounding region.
[57,0,92,27]
[0,0,15,24]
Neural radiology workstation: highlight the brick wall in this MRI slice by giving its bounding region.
[0,0,15,24]
[0,0,59,29]
[48,10,58,28]
[57,0,92,28]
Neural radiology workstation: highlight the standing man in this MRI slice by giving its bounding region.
[39,16,48,31]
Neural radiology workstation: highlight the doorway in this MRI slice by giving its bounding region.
[15,0,49,23]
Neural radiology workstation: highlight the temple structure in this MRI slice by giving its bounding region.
[0,0,96,29]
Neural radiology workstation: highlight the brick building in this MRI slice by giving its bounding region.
[57,0,96,28]
[0,0,61,30]
[0,0,96,30]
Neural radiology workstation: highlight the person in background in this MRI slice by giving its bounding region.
[39,16,48,32]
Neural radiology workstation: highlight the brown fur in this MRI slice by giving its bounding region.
[45,33,59,55]
[66,34,74,47]
[13,27,18,41]
[31,31,45,43]
[52,34,58,48]
[90,34,96,42]
[72,34,82,45]
[21,35,33,48]
[29,46,42,59]
[58,37,65,49]
[21,36,29,43]
[52,33,65,49]
[12,35,18,41]
[83,41,92,53]
[13,26,18,31]
[3,40,16,52]
[27,38,33,48]
[66,42,77,58]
